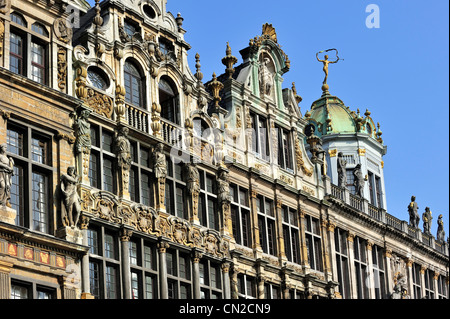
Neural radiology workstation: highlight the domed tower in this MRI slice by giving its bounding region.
[304,74,388,210]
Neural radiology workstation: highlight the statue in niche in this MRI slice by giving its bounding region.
[259,57,274,96]
[153,143,167,179]
[114,127,132,169]
[408,196,420,229]
[337,152,347,188]
[353,164,365,198]
[437,214,446,243]
[390,273,409,299]
[217,170,231,204]
[186,163,200,195]
[73,109,92,155]
[61,167,82,228]
[0,143,14,207]
[423,207,433,235]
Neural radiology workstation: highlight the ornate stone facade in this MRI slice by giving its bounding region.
[0,0,447,300]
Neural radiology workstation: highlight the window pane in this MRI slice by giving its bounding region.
[32,172,48,233]
[10,165,25,227]
[7,127,24,156]
[104,234,116,259]
[103,158,114,193]
[11,284,29,299]
[87,229,99,255]
[106,266,118,299]
[10,33,24,75]
[89,153,99,188]
[31,136,48,164]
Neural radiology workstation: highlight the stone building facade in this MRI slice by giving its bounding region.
[0,0,448,299]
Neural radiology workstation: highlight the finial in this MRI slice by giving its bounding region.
[93,0,103,27]
[176,13,184,30]
[208,72,224,108]
[376,122,384,143]
[365,109,371,117]
[292,82,303,104]
[194,53,203,83]
[316,49,340,96]
[222,42,238,80]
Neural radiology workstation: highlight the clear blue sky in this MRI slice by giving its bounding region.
[89,1,449,237]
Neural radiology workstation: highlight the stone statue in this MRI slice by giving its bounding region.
[217,170,231,204]
[316,49,340,85]
[437,214,446,243]
[73,109,92,155]
[408,196,420,229]
[153,143,167,179]
[390,274,408,299]
[186,163,200,195]
[337,152,347,188]
[259,57,273,96]
[114,127,132,169]
[0,143,14,207]
[422,207,433,235]
[61,167,82,228]
[353,164,365,198]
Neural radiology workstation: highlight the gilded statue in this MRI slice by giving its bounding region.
[422,207,433,235]
[316,49,340,85]
[408,196,420,229]
[0,143,14,207]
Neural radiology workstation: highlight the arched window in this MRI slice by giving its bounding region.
[159,77,180,125]
[88,66,110,91]
[124,60,145,108]
[32,23,49,37]
[11,12,27,27]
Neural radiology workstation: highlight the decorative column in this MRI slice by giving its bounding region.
[221,262,231,299]
[320,218,332,280]
[120,227,133,299]
[192,250,203,299]
[153,143,167,212]
[275,197,287,261]
[0,260,13,299]
[186,163,200,225]
[433,271,440,300]
[257,275,266,299]
[115,84,127,125]
[114,126,132,201]
[406,258,414,299]
[158,241,170,299]
[384,248,394,299]
[217,169,233,237]
[250,186,262,253]
[79,214,94,299]
[298,208,310,270]
[365,240,375,299]
[151,102,162,139]
[347,232,357,299]
[419,265,427,298]
[230,265,239,299]
[73,107,92,186]
[327,221,338,282]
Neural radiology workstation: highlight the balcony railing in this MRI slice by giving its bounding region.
[386,213,402,231]
[125,104,150,133]
[368,203,382,221]
[349,193,363,211]
[161,118,184,150]
[331,184,344,201]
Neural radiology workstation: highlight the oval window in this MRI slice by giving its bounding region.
[143,5,156,19]
[87,66,110,90]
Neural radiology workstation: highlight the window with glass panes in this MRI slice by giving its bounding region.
[282,206,300,264]
[124,60,145,108]
[346,169,356,195]
[371,245,386,299]
[237,274,257,299]
[230,184,252,248]
[9,12,49,85]
[129,237,159,299]
[251,112,270,161]
[89,125,116,194]
[7,122,53,233]
[368,171,383,208]
[334,228,350,299]
[277,126,293,171]
[10,280,56,299]
[437,275,448,299]
[354,237,369,299]
[128,142,153,206]
[199,171,218,230]
[87,225,121,299]
[264,283,281,299]
[167,249,192,299]
[412,263,422,299]
[305,215,323,271]
[199,260,223,299]
[424,268,435,299]
[165,158,187,219]
[257,195,277,256]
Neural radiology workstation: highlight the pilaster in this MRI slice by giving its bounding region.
[0,260,13,299]
[120,227,133,299]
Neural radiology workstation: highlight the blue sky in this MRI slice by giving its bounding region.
[88,1,449,237]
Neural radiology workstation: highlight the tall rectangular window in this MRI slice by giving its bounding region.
[282,206,300,264]
[251,113,270,161]
[354,237,369,299]
[277,127,293,170]
[257,196,277,256]
[230,185,252,248]
[31,41,46,84]
[335,228,350,299]
[10,32,25,75]
[32,172,49,233]
[412,263,422,299]
[305,215,323,272]
[372,245,386,299]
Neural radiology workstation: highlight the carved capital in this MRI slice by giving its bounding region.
[347,232,355,243]
[157,241,170,253]
[384,249,392,259]
[120,227,133,242]
[327,221,336,233]
[79,214,90,230]
[221,262,230,273]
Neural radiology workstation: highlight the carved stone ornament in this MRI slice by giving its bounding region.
[53,18,73,43]
[57,47,67,91]
[0,19,4,58]
[84,88,114,119]
[0,0,11,14]
[295,137,313,177]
